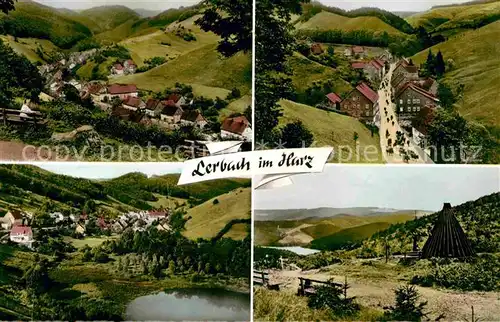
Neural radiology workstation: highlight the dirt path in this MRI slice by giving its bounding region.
[268,268,500,321]
[378,65,432,164]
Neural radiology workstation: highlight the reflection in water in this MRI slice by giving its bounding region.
[126,288,250,321]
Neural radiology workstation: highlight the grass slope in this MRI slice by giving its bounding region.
[296,11,404,35]
[72,6,140,34]
[0,1,92,48]
[111,43,251,98]
[0,35,57,63]
[407,1,500,35]
[119,15,220,66]
[278,100,383,163]
[310,222,393,250]
[289,52,353,95]
[411,21,500,129]
[184,188,251,240]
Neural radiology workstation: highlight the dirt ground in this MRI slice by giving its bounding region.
[267,261,500,321]
[0,140,58,161]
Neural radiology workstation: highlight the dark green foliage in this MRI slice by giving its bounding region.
[1,0,16,14]
[384,285,427,321]
[362,192,500,257]
[101,45,130,60]
[73,38,101,52]
[145,6,199,28]
[137,56,167,72]
[226,87,241,100]
[411,255,500,291]
[254,247,298,269]
[23,257,53,295]
[213,198,219,205]
[196,0,251,57]
[0,41,44,106]
[280,120,314,148]
[308,280,360,318]
[255,0,306,143]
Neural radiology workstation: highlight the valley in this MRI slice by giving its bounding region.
[258,0,500,163]
[0,0,252,161]
[0,164,251,320]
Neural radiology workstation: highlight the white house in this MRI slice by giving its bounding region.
[106,84,138,100]
[123,96,146,111]
[220,116,252,141]
[10,226,34,248]
[1,210,23,230]
[49,212,66,224]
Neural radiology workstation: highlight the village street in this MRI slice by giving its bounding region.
[378,64,433,164]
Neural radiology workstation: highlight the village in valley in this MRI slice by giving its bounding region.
[0,1,252,161]
[0,164,251,320]
[256,0,500,164]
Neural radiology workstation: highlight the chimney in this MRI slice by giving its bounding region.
[443,203,452,210]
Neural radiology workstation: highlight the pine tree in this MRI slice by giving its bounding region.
[435,51,446,77]
[168,260,176,275]
[425,50,436,77]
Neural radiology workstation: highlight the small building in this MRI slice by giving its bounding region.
[111,64,124,75]
[351,62,366,70]
[49,212,65,224]
[122,96,146,111]
[180,110,208,129]
[1,210,23,230]
[144,99,164,117]
[325,92,342,110]
[340,82,379,121]
[166,94,187,108]
[395,82,439,120]
[123,59,137,74]
[363,59,385,81]
[311,43,324,55]
[107,84,138,100]
[221,116,252,141]
[75,223,86,235]
[9,225,33,248]
[391,59,419,89]
[351,46,366,58]
[160,103,183,123]
[147,210,168,222]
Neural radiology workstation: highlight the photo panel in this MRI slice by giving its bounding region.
[255,0,500,164]
[253,165,500,321]
[0,0,252,162]
[0,162,251,320]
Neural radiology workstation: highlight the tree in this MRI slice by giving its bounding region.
[308,280,360,317]
[1,0,16,14]
[255,0,308,143]
[195,0,252,57]
[168,260,176,275]
[24,258,52,295]
[327,45,335,56]
[437,82,456,109]
[424,49,436,77]
[427,108,468,163]
[353,132,359,143]
[281,121,314,148]
[435,51,446,77]
[384,285,427,321]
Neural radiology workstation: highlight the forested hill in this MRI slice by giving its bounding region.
[0,164,250,212]
[359,192,500,257]
[298,1,415,34]
[0,1,202,49]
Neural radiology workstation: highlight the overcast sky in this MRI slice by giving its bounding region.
[255,166,500,211]
[317,0,474,12]
[33,0,199,11]
[37,162,183,179]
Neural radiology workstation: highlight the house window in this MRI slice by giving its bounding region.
[399,99,403,105]
[416,99,421,104]
[413,106,417,112]
[412,98,418,104]
[407,99,411,104]
[365,104,369,109]
[366,111,370,116]
[417,106,421,112]
[407,106,411,112]
[399,107,403,112]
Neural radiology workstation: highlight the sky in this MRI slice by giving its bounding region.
[318,0,475,12]
[33,0,199,11]
[255,166,500,211]
[37,162,183,179]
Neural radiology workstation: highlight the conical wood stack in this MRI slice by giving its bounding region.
[421,203,475,258]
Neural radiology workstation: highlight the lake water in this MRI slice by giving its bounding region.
[265,246,321,255]
[125,288,250,321]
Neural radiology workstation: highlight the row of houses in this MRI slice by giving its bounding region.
[351,58,386,84]
[110,59,137,76]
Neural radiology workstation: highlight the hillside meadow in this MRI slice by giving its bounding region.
[278,100,383,163]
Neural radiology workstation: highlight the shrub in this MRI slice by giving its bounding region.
[213,199,219,205]
[308,281,360,318]
[384,285,427,321]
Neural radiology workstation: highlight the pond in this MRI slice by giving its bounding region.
[125,288,250,321]
[264,246,321,255]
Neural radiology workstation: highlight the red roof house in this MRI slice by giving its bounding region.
[356,82,379,104]
[326,92,342,109]
[108,84,138,95]
[221,116,251,140]
[351,62,366,69]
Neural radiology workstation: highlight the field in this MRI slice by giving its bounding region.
[295,11,405,35]
[278,100,384,163]
[407,1,500,35]
[110,43,251,99]
[184,188,251,240]
[119,15,220,66]
[0,35,58,63]
[411,20,500,129]
[255,213,414,246]
[289,53,353,95]
[64,236,118,249]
